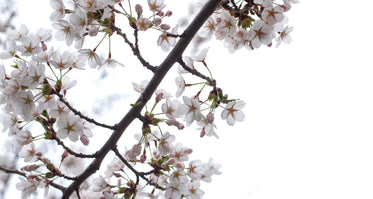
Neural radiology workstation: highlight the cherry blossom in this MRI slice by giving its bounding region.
[78,49,103,68]
[133,80,149,94]
[57,115,84,142]
[18,142,39,162]
[182,96,202,126]
[148,0,166,12]
[221,100,245,126]
[158,132,175,156]
[162,99,186,119]
[248,20,275,49]
[49,0,65,21]
[52,19,75,46]
[92,176,109,192]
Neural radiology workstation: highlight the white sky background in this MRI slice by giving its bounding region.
[7,0,373,199]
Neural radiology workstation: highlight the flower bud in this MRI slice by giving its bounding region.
[160,24,170,31]
[165,10,172,17]
[153,18,162,26]
[80,135,90,146]
[135,4,143,15]
[21,164,40,172]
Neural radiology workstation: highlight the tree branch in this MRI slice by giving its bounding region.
[0,165,66,192]
[114,27,157,72]
[177,58,216,87]
[54,91,116,130]
[61,0,224,198]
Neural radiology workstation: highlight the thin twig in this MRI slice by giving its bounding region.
[51,129,98,158]
[0,165,66,191]
[113,26,157,72]
[112,147,166,191]
[178,58,216,87]
[54,91,116,130]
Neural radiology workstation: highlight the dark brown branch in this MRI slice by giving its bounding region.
[114,27,157,72]
[61,0,224,198]
[112,147,166,191]
[51,128,98,158]
[177,58,216,87]
[54,91,116,130]
[0,165,66,191]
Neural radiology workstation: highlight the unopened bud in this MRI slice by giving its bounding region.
[41,42,47,51]
[176,162,184,169]
[167,158,176,165]
[135,4,143,15]
[21,164,40,172]
[156,92,163,102]
[153,18,162,26]
[140,154,146,163]
[165,10,172,17]
[157,10,164,17]
[80,135,90,146]
[161,163,167,169]
[160,24,170,31]
[206,112,214,123]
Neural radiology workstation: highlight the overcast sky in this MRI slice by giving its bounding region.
[9,0,373,199]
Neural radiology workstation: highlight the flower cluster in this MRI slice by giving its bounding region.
[198,0,298,52]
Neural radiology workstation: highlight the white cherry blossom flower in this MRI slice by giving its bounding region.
[92,176,109,192]
[49,0,65,21]
[57,115,83,142]
[50,51,73,69]
[101,58,124,69]
[162,99,185,119]
[132,80,149,93]
[262,6,285,25]
[17,35,41,56]
[0,41,17,59]
[136,18,151,31]
[248,20,275,48]
[200,158,221,182]
[7,24,29,41]
[16,177,39,199]
[182,96,202,125]
[165,185,184,199]
[148,0,166,12]
[18,142,39,162]
[157,28,177,52]
[187,160,204,180]
[52,19,75,46]
[215,10,237,40]
[198,17,216,38]
[13,90,35,121]
[105,156,125,178]
[171,143,191,162]
[275,25,293,47]
[49,101,69,118]
[221,100,245,126]
[185,181,204,199]
[27,62,45,89]
[158,132,175,155]
[197,112,218,138]
[32,46,54,62]
[69,8,87,36]
[78,49,103,68]
[175,76,185,97]
[36,28,52,42]
[169,168,188,186]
